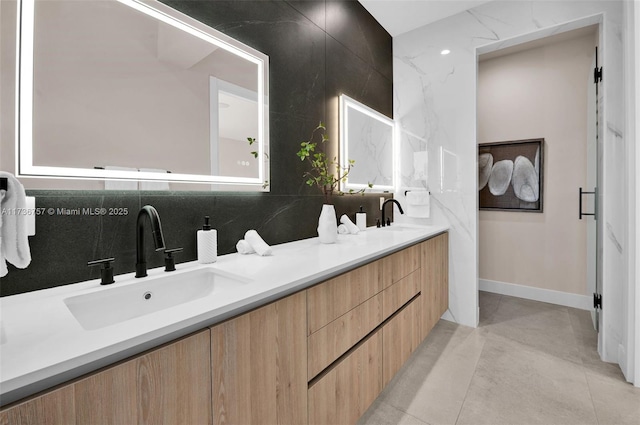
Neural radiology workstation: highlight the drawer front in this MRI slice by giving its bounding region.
[307,262,381,335]
[392,244,421,283]
[382,297,421,387]
[382,269,421,320]
[380,244,421,289]
[308,291,382,379]
[308,330,382,425]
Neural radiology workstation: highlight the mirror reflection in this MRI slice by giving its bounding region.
[339,94,394,192]
[18,0,269,190]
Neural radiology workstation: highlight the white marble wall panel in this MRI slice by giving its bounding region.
[393,0,626,348]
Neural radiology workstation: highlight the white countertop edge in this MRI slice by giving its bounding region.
[0,224,448,406]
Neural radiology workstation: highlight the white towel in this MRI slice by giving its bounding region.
[0,172,32,277]
[337,224,349,234]
[340,215,359,234]
[105,166,138,190]
[139,168,170,191]
[406,191,430,218]
[245,230,272,256]
[236,239,255,255]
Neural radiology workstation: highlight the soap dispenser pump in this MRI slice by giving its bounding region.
[356,206,367,231]
[197,216,217,264]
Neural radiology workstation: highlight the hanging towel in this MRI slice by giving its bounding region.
[104,166,138,190]
[0,172,32,277]
[139,168,170,191]
[406,191,430,218]
[244,230,272,256]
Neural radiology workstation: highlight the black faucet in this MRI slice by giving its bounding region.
[381,199,404,227]
[135,205,166,278]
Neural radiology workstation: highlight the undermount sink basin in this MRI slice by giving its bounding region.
[64,268,251,330]
[379,225,414,231]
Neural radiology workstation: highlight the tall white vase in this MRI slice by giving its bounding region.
[317,204,338,244]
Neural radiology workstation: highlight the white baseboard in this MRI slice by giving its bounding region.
[479,279,592,311]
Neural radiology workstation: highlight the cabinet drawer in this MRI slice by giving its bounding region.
[211,292,307,425]
[382,269,421,320]
[308,291,382,379]
[308,330,382,425]
[380,244,421,289]
[383,296,421,387]
[307,262,381,335]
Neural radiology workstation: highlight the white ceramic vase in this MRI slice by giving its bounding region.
[317,204,338,244]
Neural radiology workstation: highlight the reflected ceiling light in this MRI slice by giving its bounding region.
[441,49,451,55]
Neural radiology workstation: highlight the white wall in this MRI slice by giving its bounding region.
[393,0,628,376]
[477,32,595,299]
[623,0,639,387]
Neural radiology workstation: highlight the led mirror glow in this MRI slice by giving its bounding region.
[16,0,269,190]
[339,94,394,192]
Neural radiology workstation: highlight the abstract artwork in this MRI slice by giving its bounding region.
[478,138,544,212]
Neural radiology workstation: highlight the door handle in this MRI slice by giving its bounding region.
[579,187,597,220]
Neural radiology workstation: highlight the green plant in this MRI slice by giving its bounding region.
[246,137,269,189]
[296,122,371,204]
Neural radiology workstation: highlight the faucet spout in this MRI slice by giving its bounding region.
[381,199,404,227]
[135,205,166,278]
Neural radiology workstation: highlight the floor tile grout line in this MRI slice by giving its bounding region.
[583,367,604,425]
[452,327,486,425]
[378,399,433,425]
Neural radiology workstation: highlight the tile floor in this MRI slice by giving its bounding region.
[359,291,640,425]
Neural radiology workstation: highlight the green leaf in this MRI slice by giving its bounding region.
[251,151,258,158]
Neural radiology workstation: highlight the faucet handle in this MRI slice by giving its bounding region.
[164,248,183,272]
[88,257,115,285]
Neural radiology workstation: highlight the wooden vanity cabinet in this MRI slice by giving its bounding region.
[210,291,307,425]
[1,232,449,425]
[421,232,449,339]
[0,386,75,425]
[308,330,383,425]
[0,330,212,425]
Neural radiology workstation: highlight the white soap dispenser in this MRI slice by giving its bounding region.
[197,216,217,264]
[356,206,367,231]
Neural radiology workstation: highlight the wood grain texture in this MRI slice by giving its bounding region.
[307,291,382,379]
[212,291,307,425]
[307,262,380,335]
[0,385,75,425]
[308,330,382,425]
[391,244,421,284]
[420,233,449,339]
[74,330,211,425]
[382,297,421,387]
[382,269,421,320]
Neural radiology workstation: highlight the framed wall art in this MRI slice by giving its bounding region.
[478,138,544,212]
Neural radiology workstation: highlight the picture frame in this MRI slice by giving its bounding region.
[478,138,544,212]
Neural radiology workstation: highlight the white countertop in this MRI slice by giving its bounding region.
[0,224,448,406]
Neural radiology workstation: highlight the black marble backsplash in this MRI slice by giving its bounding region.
[1,0,393,296]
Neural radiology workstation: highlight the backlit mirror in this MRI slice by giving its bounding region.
[339,94,394,192]
[16,0,269,190]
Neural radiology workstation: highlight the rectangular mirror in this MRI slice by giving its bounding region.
[15,0,269,190]
[339,94,394,192]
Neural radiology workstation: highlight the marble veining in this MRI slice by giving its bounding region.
[394,0,626,331]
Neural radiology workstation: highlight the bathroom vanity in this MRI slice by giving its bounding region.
[0,226,448,424]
